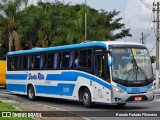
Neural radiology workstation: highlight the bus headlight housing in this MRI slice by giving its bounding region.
[148,86,154,92]
[113,86,125,94]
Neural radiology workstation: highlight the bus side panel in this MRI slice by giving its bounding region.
[93,77,112,103]
[35,70,110,103]
[6,70,111,103]
[6,71,28,94]
[43,70,112,103]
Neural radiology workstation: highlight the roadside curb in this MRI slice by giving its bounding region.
[0,96,89,120]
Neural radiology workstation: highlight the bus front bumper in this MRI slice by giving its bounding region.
[111,89,154,103]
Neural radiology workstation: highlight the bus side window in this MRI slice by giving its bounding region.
[54,53,58,69]
[46,53,54,69]
[40,55,43,69]
[69,51,73,68]
[30,55,34,69]
[11,60,14,70]
[62,52,70,68]
[95,54,105,79]
[22,55,29,70]
[7,57,13,71]
[88,49,92,68]
[106,65,110,80]
[79,50,87,67]
[27,55,30,69]
[34,54,42,69]
[19,56,22,69]
[75,51,79,68]
[58,52,62,69]
[13,56,19,70]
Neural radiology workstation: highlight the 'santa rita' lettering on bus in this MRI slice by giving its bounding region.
[28,73,44,80]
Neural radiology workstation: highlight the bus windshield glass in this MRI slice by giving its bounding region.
[111,48,153,81]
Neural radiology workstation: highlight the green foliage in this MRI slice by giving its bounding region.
[0,0,131,57]
[17,1,131,48]
[0,15,8,60]
[0,100,33,120]
[0,0,28,18]
[150,56,156,63]
[0,0,28,57]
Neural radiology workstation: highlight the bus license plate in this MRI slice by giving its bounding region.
[135,97,142,101]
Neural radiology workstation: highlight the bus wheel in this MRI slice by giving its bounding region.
[27,85,36,101]
[82,88,94,108]
[117,103,126,107]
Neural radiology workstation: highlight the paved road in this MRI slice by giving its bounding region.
[0,86,160,120]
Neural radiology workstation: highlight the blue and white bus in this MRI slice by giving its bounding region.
[6,41,154,107]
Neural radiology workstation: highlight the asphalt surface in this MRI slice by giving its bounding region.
[1,86,160,120]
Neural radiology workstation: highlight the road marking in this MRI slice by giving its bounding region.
[154,99,160,102]
[0,93,14,96]
[34,103,91,120]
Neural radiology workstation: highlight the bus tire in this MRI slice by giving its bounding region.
[117,103,126,107]
[82,88,94,108]
[27,85,36,101]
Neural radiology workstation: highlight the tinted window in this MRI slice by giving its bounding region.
[87,49,92,68]
[7,57,13,71]
[46,53,54,69]
[79,50,88,67]
[62,52,70,68]
[31,54,43,69]
[22,56,29,69]
[58,53,62,69]
[7,56,20,70]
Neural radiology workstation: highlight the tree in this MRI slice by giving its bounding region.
[0,15,8,59]
[0,0,28,51]
[0,1,131,53]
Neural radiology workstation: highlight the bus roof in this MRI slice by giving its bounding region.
[7,41,106,55]
[7,41,144,55]
[102,41,143,46]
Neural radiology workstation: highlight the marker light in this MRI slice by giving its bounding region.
[113,86,125,94]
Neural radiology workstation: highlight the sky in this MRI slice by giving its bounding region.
[28,0,159,55]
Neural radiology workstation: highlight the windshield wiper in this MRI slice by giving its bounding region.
[131,52,148,81]
[132,60,148,80]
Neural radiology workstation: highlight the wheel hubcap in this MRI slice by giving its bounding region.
[29,88,33,98]
[83,92,89,104]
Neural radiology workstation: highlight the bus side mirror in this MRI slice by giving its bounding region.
[107,51,112,56]
[107,51,112,66]
[150,56,156,63]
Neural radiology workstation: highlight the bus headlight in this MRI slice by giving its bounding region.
[113,86,125,94]
[148,86,154,92]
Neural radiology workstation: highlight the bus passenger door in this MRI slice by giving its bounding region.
[94,54,111,103]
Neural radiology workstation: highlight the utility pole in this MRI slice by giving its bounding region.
[140,32,144,44]
[85,0,87,41]
[153,2,160,89]
[141,32,144,44]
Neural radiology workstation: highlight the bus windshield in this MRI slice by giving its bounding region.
[111,48,153,81]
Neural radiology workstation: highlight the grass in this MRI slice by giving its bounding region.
[0,100,33,120]
[0,101,17,111]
